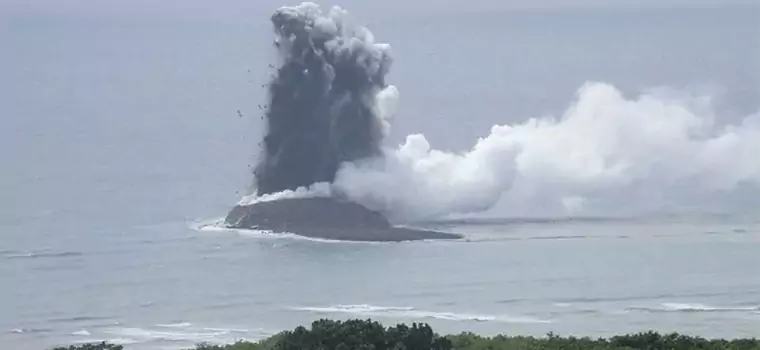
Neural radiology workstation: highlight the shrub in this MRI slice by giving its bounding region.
[275,319,452,350]
[52,342,123,350]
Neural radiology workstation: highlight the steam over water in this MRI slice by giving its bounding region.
[250,3,760,221]
[337,83,760,220]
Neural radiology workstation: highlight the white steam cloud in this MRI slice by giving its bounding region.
[244,3,760,221]
[335,82,760,220]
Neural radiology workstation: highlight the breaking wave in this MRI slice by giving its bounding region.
[7,328,52,334]
[3,250,83,260]
[631,303,760,313]
[191,218,393,244]
[68,323,272,348]
[290,304,551,324]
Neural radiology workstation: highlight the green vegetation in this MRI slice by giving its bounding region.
[446,331,760,350]
[52,342,123,350]
[192,319,451,350]
[52,319,760,350]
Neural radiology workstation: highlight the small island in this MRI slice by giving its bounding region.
[225,197,462,242]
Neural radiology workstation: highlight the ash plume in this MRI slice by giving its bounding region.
[254,2,396,196]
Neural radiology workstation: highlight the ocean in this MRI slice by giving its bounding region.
[1,2,759,349]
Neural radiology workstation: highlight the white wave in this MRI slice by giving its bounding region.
[660,303,760,312]
[8,328,51,334]
[71,329,91,336]
[192,219,288,237]
[294,304,416,313]
[105,327,231,343]
[189,217,227,232]
[5,250,83,259]
[626,302,760,313]
[334,82,760,220]
[420,312,495,322]
[291,304,551,324]
[410,310,549,324]
[192,219,397,244]
[202,327,252,334]
[69,323,271,349]
[156,322,193,328]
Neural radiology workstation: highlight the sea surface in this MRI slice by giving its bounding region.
[2,3,759,349]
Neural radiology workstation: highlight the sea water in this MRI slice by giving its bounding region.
[1,3,759,349]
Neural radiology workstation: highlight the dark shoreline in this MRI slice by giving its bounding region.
[225,197,462,242]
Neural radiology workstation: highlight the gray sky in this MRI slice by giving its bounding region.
[3,0,757,20]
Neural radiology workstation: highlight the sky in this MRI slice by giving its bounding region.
[2,0,757,21]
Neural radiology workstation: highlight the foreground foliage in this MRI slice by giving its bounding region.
[52,342,123,350]
[447,331,760,350]
[53,319,760,350]
[194,319,452,350]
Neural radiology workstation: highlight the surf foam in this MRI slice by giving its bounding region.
[629,303,760,313]
[660,303,760,312]
[291,304,551,324]
[192,219,397,244]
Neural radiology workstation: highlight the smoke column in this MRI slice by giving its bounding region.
[254,2,396,196]
[247,3,760,221]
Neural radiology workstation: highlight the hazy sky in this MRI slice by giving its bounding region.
[3,0,757,20]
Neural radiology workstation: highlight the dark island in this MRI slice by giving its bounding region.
[224,197,461,242]
[221,4,464,243]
